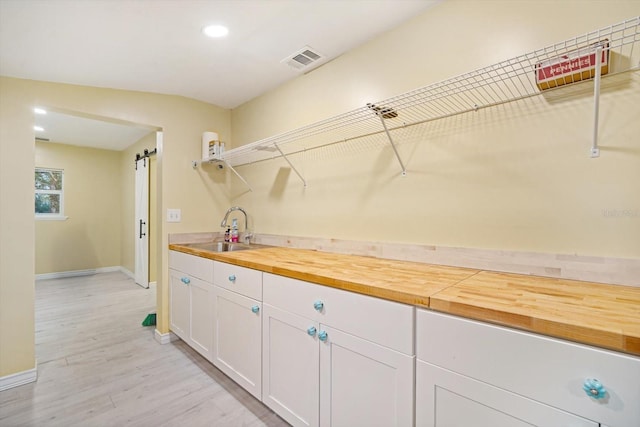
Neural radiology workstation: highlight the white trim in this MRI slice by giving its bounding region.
[0,364,37,392]
[154,329,179,345]
[120,267,134,280]
[35,215,69,221]
[36,266,123,281]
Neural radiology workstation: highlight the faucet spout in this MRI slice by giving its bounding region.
[220,207,251,242]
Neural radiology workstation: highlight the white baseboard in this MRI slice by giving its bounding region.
[120,267,134,280]
[0,364,37,392]
[154,329,179,345]
[36,266,125,281]
[36,266,139,281]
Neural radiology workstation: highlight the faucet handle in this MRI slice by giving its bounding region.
[243,231,253,244]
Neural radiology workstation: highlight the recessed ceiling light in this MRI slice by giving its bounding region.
[203,24,229,38]
[34,107,47,115]
[34,126,44,132]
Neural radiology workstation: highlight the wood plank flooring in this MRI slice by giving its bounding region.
[0,272,289,426]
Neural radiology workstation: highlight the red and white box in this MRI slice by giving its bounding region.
[535,40,609,90]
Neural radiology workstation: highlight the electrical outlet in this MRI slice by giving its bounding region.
[167,209,181,223]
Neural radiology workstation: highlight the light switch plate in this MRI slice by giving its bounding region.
[167,208,181,223]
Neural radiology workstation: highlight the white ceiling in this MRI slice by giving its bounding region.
[0,0,439,109]
[1,0,439,150]
[34,110,154,151]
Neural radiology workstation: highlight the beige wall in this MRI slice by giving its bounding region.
[0,77,230,378]
[230,0,640,259]
[36,132,159,282]
[121,132,158,282]
[35,142,122,274]
[0,79,35,377]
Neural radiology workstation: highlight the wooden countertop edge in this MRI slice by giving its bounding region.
[168,244,639,356]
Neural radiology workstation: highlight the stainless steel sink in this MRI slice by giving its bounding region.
[183,241,271,252]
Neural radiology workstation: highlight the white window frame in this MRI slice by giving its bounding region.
[35,167,67,220]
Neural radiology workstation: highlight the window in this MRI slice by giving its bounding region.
[35,168,65,219]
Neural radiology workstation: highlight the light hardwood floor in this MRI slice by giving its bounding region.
[0,272,289,427]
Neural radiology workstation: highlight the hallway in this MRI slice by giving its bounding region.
[0,272,287,426]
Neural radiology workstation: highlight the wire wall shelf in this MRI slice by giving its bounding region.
[200,17,640,188]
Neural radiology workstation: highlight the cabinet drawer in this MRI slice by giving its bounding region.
[264,273,414,355]
[214,261,262,300]
[416,309,640,427]
[169,250,213,283]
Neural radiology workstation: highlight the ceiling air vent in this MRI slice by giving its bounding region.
[282,46,323,71]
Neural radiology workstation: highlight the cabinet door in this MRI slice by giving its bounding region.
[319,326,414,427]
[212,286,262,399]
[188,276,213,360]
[262,303,319,427]
[417,310,640,427]
[169,268,190,340]
[416,360,598,427]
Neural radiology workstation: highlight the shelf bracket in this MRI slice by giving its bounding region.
[274,143,307,187]
[591,45,603,158]
[369,104,407,176]
[192,158,253,192]
[223,160,253,192]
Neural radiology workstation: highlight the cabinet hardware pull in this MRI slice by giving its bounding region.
[228,274,236,282]
[318,330,328,342]
[307,326,317,336]
[139,219,146,239]
[181,277,190,285]
[313,300,324,311]
[583,378,606,399]
[251,305,259,314]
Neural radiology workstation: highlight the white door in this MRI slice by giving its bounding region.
[416,361,598,427]
[319,326,414,427]
[169,269,190,340]
[212,286,262,399]
[188,276,213,360]
[262,303,319,427]
[134,156,149,288]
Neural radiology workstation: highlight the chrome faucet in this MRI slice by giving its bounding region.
[220,206,252,243]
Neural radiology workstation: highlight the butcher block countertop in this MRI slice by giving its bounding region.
[169,243,640,356]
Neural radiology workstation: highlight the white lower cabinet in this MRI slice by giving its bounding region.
[212,285,262,399]
[416,309,640,427]
[319,326,414,427]
[169,251,214,360]
[169,253,639,427]
[262,273,415,427]
[262,303,320,427]
[168,267,190,339]
[416,361,597,427]
[188,276,214,358]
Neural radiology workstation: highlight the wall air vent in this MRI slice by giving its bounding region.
[282,46,323,71]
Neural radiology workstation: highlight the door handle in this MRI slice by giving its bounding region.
[139,219,146,238]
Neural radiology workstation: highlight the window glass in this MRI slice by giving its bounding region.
[35,168,64,217]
